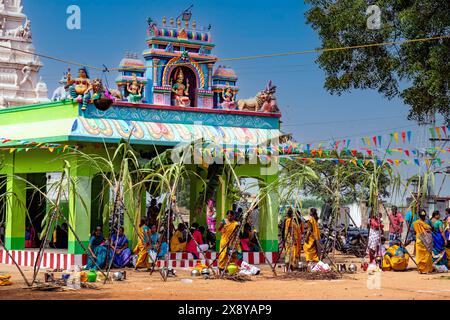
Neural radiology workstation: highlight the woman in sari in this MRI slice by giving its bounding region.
[133,218,151,270]
[157,234,169,259]
[413,210,433,274]
[218,210,242,271]
[240,223,259,252]
[445,227,450,269]
[187,223,209,259]
[430,211,448,267]
[86,226,109,270]
[382,240,409,271]
[110,227,132,268]
[170,223,187,252]
[206,199,216,234]
[366,212,384,265]
[303,208,321,263]
[283,209,304,270]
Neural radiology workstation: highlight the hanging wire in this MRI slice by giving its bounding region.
[0,35,448,73]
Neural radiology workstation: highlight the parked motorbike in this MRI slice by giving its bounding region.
[320,224,368,258]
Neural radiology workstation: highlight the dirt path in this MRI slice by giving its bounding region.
[1,263,449,300]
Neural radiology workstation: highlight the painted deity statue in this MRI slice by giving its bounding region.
[67,67,92,111]
[221,85,236,110]
[127,73,143,104]
[171,68,191,107]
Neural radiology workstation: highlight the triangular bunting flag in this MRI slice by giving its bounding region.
[429,128,436,139]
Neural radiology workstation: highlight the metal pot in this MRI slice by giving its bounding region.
[201,268,210,276]
[112,272,124,281]
[348,264,357,273]
[168,268,176,277]
[298,262,307,272]
[191,269,200,277]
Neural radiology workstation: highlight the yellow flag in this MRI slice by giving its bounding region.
[393,132,399,143]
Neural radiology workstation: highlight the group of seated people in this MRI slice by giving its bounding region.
[85,226,134,271]
[82,204,260,271]
[169,220,259,257]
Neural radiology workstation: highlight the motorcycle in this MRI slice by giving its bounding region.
[320,224,368,258]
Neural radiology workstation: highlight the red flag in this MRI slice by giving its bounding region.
[401,131,406,142]
[367,150,373,156]
[373,136,377,146]
[404,150,410,157]
[351,150,357,157]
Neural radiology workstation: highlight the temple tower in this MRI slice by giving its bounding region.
[0,0,48,108]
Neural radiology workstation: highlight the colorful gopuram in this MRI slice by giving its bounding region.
[0,12,282,269]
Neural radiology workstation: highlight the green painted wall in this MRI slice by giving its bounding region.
[0,101,78,126]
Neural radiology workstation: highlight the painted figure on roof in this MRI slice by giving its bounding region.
[221,85,236,110]
[67,67,92,111]
[171,68,191,107]
[127,73,143,104]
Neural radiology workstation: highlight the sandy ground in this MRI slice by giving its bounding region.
[1,253,450,300]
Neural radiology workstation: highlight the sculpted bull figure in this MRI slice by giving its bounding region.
[237,81,280,113]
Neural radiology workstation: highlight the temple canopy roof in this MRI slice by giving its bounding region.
[0,101,281,148]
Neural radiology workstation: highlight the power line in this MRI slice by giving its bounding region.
[111,34,450,71]
[0,43,103,71]
[2,34,447,73]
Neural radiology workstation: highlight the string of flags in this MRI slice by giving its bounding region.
[299,130,414,151]
[280,156,444,168]
[429,125,450,139]
[198,145,447,168]
[0,137,78,154]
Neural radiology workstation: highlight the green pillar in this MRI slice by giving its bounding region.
[258,170,279,252]
[189,170,206,227]
[124,187,145,248]
[68,160,93,254]
[5,173,26,250]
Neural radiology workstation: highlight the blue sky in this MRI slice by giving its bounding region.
[25,0,422,144]
[21,0,450,200]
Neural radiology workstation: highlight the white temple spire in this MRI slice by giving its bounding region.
[0,0,48,108]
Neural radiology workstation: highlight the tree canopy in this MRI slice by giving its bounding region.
[305,0,450,122]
